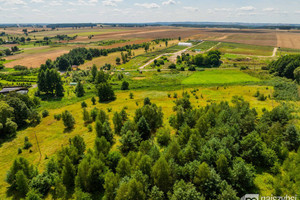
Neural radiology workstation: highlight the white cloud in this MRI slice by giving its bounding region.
[263,7,275,12]
[49,0,63,6]
[214,8,233,12]
[66,8,77,12]
[102,0,122,7]
[32,8,41,12]
[69,0,99,6]
[162,0,176,5]
[0,0,26,5]
[184,7,199,12]
[31,0,44,3]
[238,6,255,11]
[134,3,160,9]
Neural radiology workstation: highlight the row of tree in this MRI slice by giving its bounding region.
[40,43,151,71]
[177,50,222,68]
[0,93,40,140]
[37,68,64,97]
[269,54,300,82]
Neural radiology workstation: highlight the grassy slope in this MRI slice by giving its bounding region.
[0,84,279,198]
[182,70,261,85]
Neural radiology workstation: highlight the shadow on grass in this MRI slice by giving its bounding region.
[39,94,63,102]
[63,127,75,134]
[6,186,21,200]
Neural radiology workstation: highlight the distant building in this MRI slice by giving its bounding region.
[178,42,193,47]
[0,87,28,95]
[194,49,202,52]
[70,82,77,86]
[71,65,79,71]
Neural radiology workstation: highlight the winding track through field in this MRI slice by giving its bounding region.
[139,41,223,70]
[139,43,201,70]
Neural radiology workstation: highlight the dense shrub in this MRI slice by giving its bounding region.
[42,110,49,118]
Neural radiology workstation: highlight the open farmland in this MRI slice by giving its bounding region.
[4,27,300,69]
[276,30,300,49]
[1,23,300,199]
[214,42,274,56]
[182,70,261,85]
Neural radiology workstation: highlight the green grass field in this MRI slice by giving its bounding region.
[182,70,261,85]
[189,41,219,51]
[215,42,274,56]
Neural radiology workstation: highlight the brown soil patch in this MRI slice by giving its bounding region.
[276,31,300,49]
[4,49,70,68]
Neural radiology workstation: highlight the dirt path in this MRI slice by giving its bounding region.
[272,47,278,57]
[203,42,221,53]
[139,44,199,70]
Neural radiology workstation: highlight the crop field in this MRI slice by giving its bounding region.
[182,70,261,85]
[214,42,274,56]
[189,41,219,51]
[276,30,300,49]
[4,27,300,70]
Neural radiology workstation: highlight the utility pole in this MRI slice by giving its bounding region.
[34,132,42,162]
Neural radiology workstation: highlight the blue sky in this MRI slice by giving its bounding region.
[0,0,300,24]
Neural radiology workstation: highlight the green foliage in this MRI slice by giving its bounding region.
[121,81,129,90]
[116,157,131,177]
[75,81,85,97]
[91,97,96,105]
[25,189,42,200]
[97,82,116,102]
[119,130,141,154]
[170,180,204,200]
[134,103,163,132]
[62,156,75,191]
[37,68,64,97]
[23,136,33,149]
[137,116,151,140]
[81,101,87,108]
[16,170,29,197]
[62,110,75,129]
[293,67,300,84]
[156,127,171,147]
[54,114,61,120]
[269,54,300,79]
[42,110,49,118]
[152,156,172,193]
[273,79,299,101]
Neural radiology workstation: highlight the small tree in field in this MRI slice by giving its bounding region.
[121,81,129,90]
[116,57,121,65]
[75,81,85,97]
[97,82,116,102]
[62,110,75,129]
[91,97,96,105]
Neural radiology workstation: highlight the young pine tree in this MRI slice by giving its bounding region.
[75,81,85,97]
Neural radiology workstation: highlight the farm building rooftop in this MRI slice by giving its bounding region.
[0,87,28,94]
[178,42,193,47]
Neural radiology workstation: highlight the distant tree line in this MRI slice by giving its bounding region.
[38,43,150,71]
[269,54,300,83]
